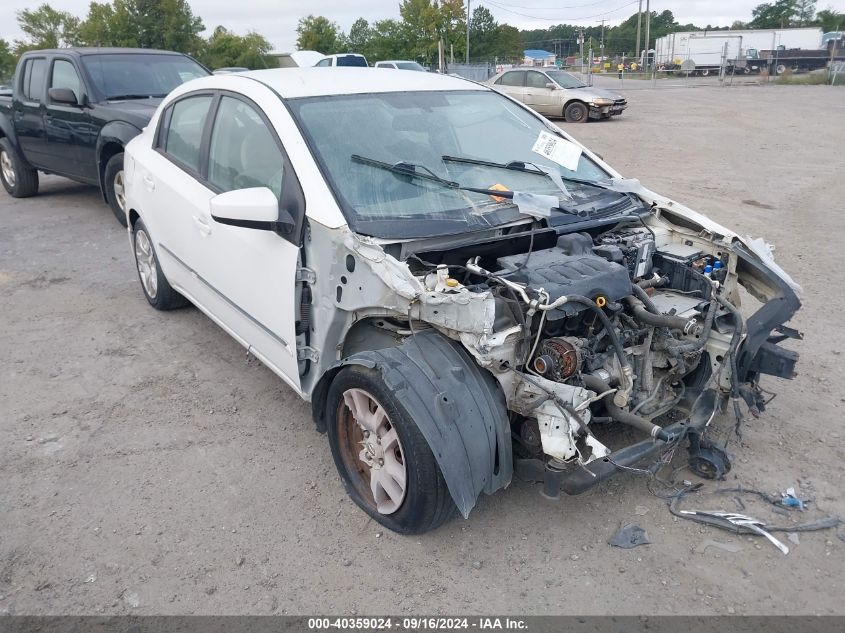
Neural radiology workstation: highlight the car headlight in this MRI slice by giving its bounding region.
[591,98,614,106]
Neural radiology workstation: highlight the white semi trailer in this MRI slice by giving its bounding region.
[655,27,823,74]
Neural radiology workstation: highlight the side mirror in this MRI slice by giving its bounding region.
[210,187,295,234]
[48,87,80,106]
[546,82,559,90]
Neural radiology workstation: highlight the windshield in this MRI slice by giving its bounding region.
[288,90,615,238]
[546,70,587,89]
[82,54,208,100]
[396,62,426,71]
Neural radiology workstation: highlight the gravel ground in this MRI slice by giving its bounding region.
[1,84,843,617]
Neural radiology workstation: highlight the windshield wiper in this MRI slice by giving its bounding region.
[352,154,520,199]
[442,155,611,191]
[352,154,583,217]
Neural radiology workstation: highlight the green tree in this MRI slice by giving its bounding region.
[346,18,371,53]
[400,0,466,64]
[814,8,844,31]
[749,1,803,28]
[469,5,497,60]
[15,3,80,52]
[202,26,272,69]
[0,39,16,81]
[795,0,817,25]
[296,15,340,53]
[77,0,205,56]
[366,19,409,61]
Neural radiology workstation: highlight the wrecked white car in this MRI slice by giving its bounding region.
[124,68,802,534]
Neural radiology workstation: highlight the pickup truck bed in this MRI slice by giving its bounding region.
[0,48,208,225]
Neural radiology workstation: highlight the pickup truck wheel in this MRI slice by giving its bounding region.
[327,365,456,534]
[564,101,589,123]
[132,219,189,310]
[0,138,39,197]
[104,152,128,226]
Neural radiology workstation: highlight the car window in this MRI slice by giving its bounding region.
[316,59,331,67]
[208,96,283,198]
[336,55,367,67]
[496,71,524,87]
[51,60,82,102]
[163,96,213,172]
[23,58,47,101]
[526,71,549,89]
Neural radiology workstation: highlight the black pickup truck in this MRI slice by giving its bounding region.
[0,48,208,224]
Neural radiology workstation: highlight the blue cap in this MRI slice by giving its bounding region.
[704,265,713,274]
[713,261,723,270]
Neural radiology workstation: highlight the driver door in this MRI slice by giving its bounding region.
[524,71,556,115]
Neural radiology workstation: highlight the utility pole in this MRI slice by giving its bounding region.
[599,19,606,69]
[466,0,470,64]
[644,0,651,69]
[578,28,584,73]
[635,0,643,64]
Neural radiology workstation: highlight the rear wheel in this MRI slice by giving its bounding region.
[104,152,128,226]
[326,365,456,534]
[0,137,39,197]
[132,219,189,310]
[564,101,589,123]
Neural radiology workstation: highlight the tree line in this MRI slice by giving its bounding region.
[0,0,273,80]
[295,3,522,65]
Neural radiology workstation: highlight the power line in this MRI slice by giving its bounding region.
[481,0,639,22]
[483,0,609,10]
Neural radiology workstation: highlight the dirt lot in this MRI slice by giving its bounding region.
[1,84,843,616]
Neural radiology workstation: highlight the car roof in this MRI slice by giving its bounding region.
[238,67,485,99]
[377,60,417,64]
[24,47,186,57]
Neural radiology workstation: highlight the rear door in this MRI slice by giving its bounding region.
[524,70,557,115]
[14,56,49,168]
[492,70,526,103]
[136,93,216,305]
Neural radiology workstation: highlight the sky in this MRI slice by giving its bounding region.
[2,0,844,53]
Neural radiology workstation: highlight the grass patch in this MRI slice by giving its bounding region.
[775,71,838,85]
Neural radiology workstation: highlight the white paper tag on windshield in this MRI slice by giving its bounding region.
[531,131,582,171]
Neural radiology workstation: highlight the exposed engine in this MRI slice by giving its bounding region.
[408,222,749,478]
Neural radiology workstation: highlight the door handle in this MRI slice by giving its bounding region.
[192,215,211,236]
[142,175,155,191]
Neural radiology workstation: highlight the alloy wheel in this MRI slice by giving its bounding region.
[0,150,15,188]
[336,388,407,514]
[134,229,158,300]
[113,170,126,212]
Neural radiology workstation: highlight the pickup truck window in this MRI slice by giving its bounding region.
[51,60,82,102]
[22,58,47,101]
[161,95,213,173]
[81,53,208,100]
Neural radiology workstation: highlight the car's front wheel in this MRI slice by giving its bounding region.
[132,219,188,310]
[0,137,39,198]
[104,152,128,226]
[326,365,456,534]
[564,101,589,123]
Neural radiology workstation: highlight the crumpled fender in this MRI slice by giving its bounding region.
[314,331,512,518]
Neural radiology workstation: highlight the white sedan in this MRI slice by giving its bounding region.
[124,68,801,534]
